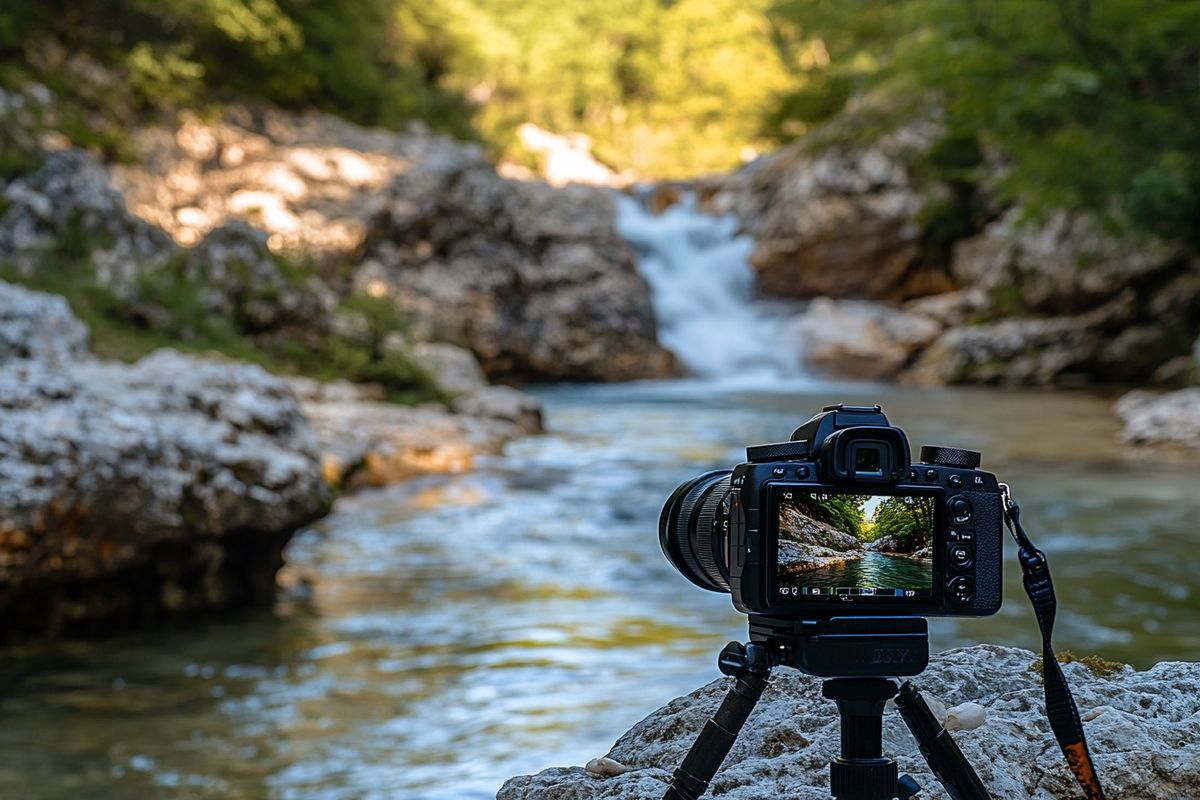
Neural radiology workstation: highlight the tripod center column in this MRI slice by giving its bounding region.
[822,678,900,800]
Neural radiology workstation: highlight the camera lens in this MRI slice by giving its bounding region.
[659,470,733,593]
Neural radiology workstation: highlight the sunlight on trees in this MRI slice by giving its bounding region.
[1,0,1195,233]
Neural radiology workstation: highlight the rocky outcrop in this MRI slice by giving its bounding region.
[0,148,173,295]
[110,108,461,256]
[905,209,1200,386]
[777,506,862,572]
[164,219,336,341]
[791,298,943,380]
[286,377,543,490]
[498,645,1200,799]
[355,148,677,382]
[10,106,675,385]
[1114,388,1200,448]
[703,118,951,302]
[0,282,330,639]
[696,102,1199,387]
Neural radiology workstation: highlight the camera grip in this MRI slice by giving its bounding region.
[964,491,1003,612]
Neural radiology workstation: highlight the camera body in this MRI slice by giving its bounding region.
[660,404,1003,627]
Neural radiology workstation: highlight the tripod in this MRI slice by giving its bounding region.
[663,635,991,800]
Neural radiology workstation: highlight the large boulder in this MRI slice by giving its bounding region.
[499,645,1200,799]
[951,207,1188,316]
[1114,389,1200,449]
[703,118,951,302]
[111,109,676,383]
[0,148,174,294]
[792,298,943,380]
[355,148,677,382]
[158,219,336,341]
[0,282,329,639]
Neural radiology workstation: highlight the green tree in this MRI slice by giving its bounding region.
[869,496,935,549]
[769,0,1200,244]
[792,494,869,538]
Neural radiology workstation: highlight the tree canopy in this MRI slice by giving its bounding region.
[2,0,1196,239]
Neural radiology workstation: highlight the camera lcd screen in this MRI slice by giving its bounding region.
[774,491,936,600]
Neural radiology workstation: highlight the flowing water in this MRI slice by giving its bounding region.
[796,552,935,593]
[3,199,1199,799]
[613,193,803,378]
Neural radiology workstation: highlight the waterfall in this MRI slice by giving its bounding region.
[613,192,807,381]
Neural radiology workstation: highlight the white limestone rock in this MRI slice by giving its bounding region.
[0,282,329,639]
[1114,389,1200,448]
[498,645,1198,800]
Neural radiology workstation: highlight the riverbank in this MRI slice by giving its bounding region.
[0,279,541,640]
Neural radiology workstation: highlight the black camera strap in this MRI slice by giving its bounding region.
[1000,485,1106,800]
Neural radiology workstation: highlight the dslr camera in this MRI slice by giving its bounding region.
[660,404,1003,677]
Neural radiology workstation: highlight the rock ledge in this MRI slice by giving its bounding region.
[499,645,1200,799]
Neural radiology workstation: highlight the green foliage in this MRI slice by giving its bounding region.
[791,494,868,539]
[0,0,797,176]
[435,0,795,176]
[320,293,441,403]
[869,496,935,549]
[0,0,476,138]
[770,0,1200,244]
[6,0,1195,233]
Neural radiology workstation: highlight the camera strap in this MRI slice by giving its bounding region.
[1000,485,1106,800]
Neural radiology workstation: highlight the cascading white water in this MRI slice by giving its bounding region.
[613,192,806,380]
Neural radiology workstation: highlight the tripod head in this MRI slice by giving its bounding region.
[746,614,929,677]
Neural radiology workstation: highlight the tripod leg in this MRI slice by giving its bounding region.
[894,682,991,800]
[663,647,769,800]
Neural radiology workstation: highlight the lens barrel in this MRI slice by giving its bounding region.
[659,470,733,593]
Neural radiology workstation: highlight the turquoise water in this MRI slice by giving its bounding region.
[795,551,934,592]
[2,380,1198,799]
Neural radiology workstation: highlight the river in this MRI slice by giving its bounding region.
[796,551,935,592]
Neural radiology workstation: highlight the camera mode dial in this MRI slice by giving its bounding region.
[919,446,981,469]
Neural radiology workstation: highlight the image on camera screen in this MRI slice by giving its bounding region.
[775,491,936,599]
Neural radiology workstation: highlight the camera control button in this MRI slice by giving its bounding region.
[924,468,938,481]
[948,474,963,488]
[795,465,810,479]
[949,544,973,570]
[949,496,973,526]
[772,467,786,477]
[948,576,975,606]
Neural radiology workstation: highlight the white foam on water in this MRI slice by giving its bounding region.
[613,192,808,383]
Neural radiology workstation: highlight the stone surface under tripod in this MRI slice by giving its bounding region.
[498,644,1199,799]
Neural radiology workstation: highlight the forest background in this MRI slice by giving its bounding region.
[1,0,1196,245]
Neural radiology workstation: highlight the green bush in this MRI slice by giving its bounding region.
[769,0,1200,244]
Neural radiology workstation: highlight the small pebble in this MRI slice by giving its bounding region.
[943,702,987,731]
[1082,706,1112,722]
[585,756,631,777]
